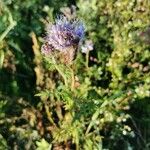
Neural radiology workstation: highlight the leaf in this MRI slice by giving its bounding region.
[0,134,7,150]
[36,139,52,150]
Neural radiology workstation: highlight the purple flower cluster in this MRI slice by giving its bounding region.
[41,15,84,54]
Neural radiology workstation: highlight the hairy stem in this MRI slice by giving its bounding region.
[51,56,68,87]
[69,66,75,91]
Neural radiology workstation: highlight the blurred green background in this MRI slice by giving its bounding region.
[0,0,150,149]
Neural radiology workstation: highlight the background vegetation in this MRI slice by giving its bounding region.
[0,0,150,149]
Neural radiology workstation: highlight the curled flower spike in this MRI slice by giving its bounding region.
[41,15,84,55]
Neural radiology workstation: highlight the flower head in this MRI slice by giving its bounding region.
[81,40,93,53]
[41,15,84,55]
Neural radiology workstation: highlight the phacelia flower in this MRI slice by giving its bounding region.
[81,40,93,53]
[41,15,85,55]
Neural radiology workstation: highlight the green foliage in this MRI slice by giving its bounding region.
[36,139,52,150]
[0,0,150,149]
[0,134,8,150]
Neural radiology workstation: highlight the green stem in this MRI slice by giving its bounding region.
[0,21,16,42]
[85,100,110,135]
[85,109,100,135]
[69,66,75,91]
[76,143,79,150]
[51,56,68,87]
[0,8,17,42]
[44,104,55,126]
[85,51,89,70]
